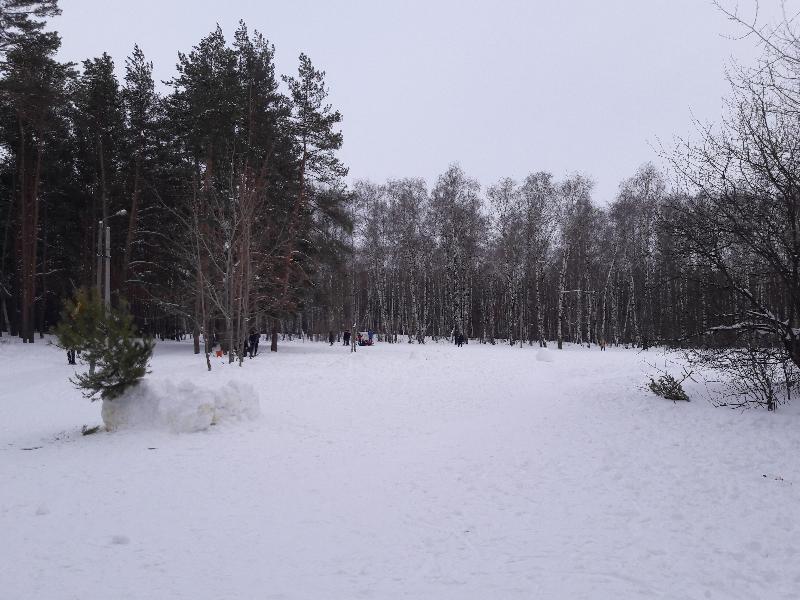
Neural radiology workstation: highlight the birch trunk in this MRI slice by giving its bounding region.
[556,245,570,349]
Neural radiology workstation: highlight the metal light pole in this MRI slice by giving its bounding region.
[97,209,128,309]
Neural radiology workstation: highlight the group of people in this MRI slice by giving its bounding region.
[242,332,260,358]
[330,329,375,347]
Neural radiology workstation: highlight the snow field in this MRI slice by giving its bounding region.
[1,337,799,599]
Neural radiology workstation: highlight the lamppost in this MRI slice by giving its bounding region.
[97,209,128,308]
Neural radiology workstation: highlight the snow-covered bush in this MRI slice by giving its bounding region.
[55,288,154,401]
[685,345,797,411]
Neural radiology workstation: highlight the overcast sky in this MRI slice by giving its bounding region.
[52,0,791,203]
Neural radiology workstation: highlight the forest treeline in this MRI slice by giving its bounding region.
[1,1,350,361]
[2,1,800,378]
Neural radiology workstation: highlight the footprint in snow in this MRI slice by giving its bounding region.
[110,535,130,545]
[35,505,49,516]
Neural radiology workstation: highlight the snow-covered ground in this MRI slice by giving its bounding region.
[1,336,799,600]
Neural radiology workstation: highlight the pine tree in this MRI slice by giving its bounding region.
[0,0,60,53]
[55,288,154,401]
[73,52,126,231]
[121,44,159,298]
[0,28,72,341]
[276,54,347,330]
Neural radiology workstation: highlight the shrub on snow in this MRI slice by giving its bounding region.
[682,345,796,411]
[55,288,154,401]
[648,373,690,402]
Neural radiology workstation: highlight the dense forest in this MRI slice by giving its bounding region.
[2,1,800,384]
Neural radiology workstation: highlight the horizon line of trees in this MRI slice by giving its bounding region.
[337,164,693,350]
[3,1,800,389]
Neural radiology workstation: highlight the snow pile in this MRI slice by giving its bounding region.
[206,380,260,424]
[536,348,555,362]
[101,379,260,433]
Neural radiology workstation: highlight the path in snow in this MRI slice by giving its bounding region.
[1,337,799,599]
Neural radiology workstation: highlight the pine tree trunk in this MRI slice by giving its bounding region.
[192,201,211,370]
[122,158,141,299]
[38,198,48,338]
[19,129,43,344]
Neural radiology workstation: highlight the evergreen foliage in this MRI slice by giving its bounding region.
[648,374,690,403]
[55,288,154,401]
[0,0,60,52]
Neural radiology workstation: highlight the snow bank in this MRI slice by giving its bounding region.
[536,348,555,362]
[101,379,260,433]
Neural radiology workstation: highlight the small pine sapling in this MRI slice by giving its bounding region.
[644,358,694,403]
[648,371,691,402]
[55,288,154,401]
[54,288,105,374]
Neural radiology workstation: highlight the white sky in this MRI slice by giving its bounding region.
[52,0,794,203]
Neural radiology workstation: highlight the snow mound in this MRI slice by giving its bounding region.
[101,379,260,433]
[536,348,555,363]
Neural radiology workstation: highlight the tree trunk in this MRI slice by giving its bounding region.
[556,244,570,349]
[19,124,43,344]
[122,158,141,299]
[193,292,201,355]
[536,261,546,347]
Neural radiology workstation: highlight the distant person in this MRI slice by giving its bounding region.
[328,330,335,346]
[368,330,374,344]
[456,332,465,347]
[343,330,351,346]
[249,332,260,358]
[600,338,606,351]
[66,349,76,365]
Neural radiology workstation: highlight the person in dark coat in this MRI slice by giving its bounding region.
[249,332,260,358]
[456,332,465,347]
[328,330,335,346]
[343,330,351,346]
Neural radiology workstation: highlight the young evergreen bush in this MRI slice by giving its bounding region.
[648,373,690,402]
[55,288,154,401]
